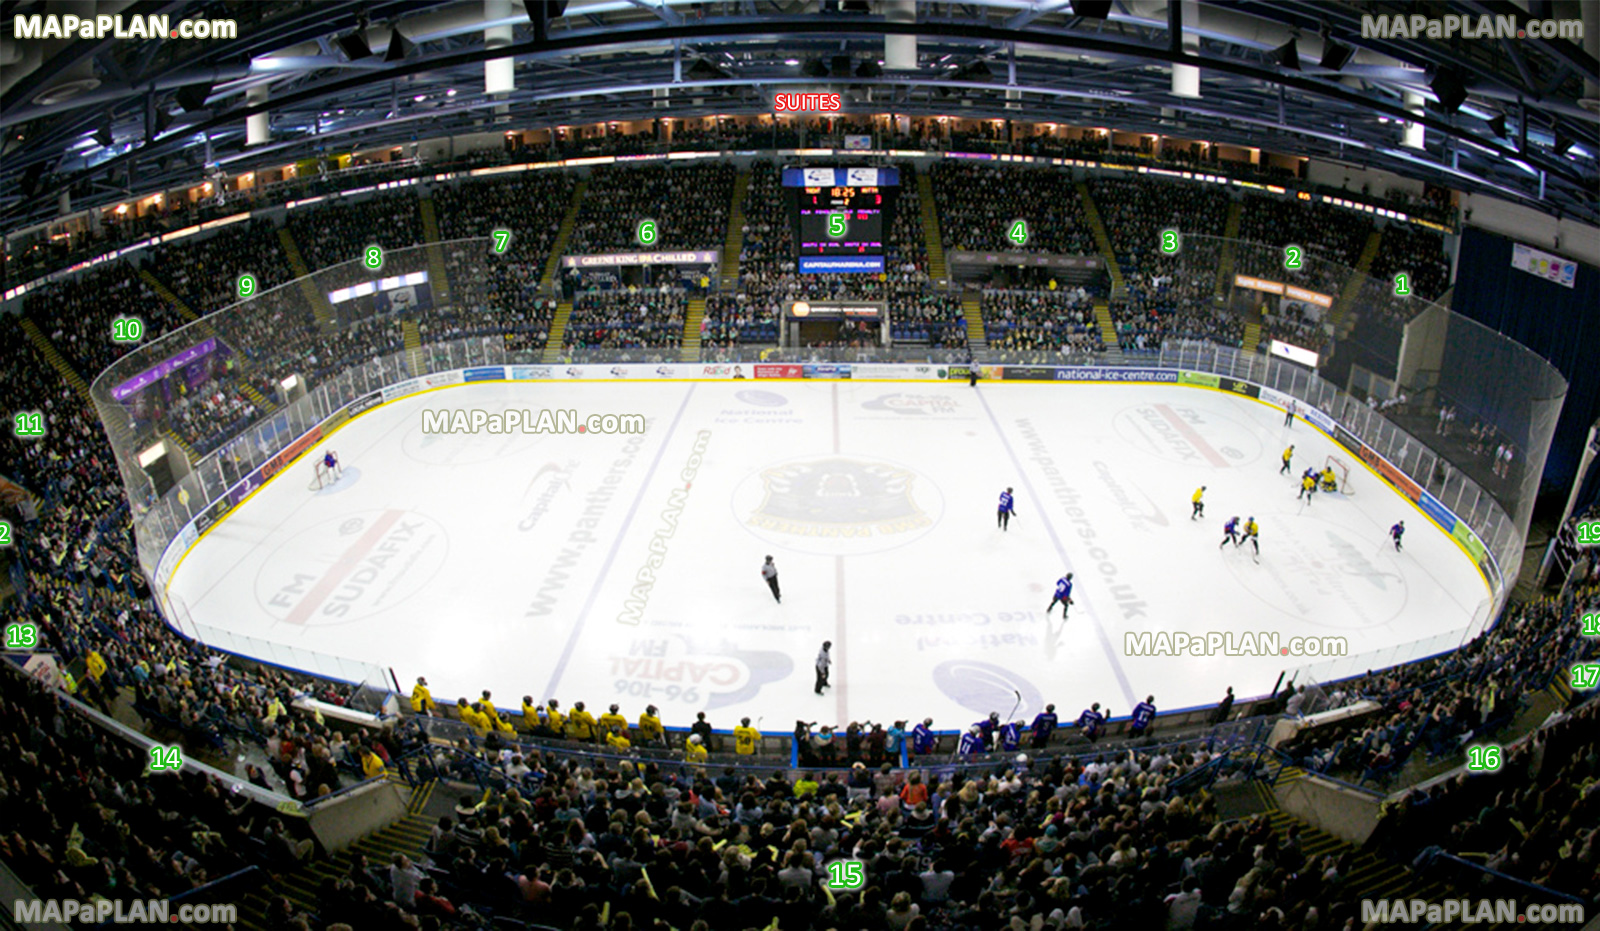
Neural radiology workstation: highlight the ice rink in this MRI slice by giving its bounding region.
[166,379,1491,730]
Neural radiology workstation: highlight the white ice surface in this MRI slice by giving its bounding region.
[166,380,1489,729]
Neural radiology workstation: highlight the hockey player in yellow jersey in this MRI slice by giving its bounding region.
[638,705,664,747]
[566,701,598,742]
[1191,486,1206,520]
[599,704,628,736]
[410,677,435,715]
[734,717,761,755]
[544,700,565,735]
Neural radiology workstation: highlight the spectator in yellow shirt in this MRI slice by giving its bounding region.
[410,677,436,715]
[733,717,761,755]
[638,705,664,746]
[599,704,628,736]
[566,702,598,742]
[361,746,386,779]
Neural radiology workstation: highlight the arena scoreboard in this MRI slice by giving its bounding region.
[784,166,900,273]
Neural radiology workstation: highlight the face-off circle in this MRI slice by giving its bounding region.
[1221,512,1409,630]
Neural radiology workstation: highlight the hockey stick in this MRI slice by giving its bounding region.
[1007,689,1022,725]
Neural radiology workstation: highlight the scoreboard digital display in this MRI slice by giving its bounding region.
[784,167,900,273]
[798,186,885,257]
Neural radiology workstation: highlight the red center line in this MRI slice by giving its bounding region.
[1155,403,1230,467]
[283,509,405,626]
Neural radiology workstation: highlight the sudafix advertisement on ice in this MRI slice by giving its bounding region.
[852,364,947,381]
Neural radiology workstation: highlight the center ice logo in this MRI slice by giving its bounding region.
[255,509,448,625]
[734,455,944,555]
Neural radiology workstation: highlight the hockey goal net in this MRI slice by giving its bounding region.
[1323,455,1353,495]
[308,452,342,491]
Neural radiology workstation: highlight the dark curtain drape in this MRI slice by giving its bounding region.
[1452,227,1597,500]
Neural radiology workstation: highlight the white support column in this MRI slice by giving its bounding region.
[1172,0,1200,98]
[485,0,514,95]
[884,0,916,70]
[1402,90,1425,149]
[246,87,270,145]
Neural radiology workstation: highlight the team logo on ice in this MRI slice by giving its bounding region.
[861,393,960,416]
[1112,403,1259,467]
[734,456,944,555]
[931,659,1043,718]
[255,509,448,626]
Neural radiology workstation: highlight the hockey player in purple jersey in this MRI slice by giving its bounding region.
[1391,521,1405,552]
[1029,705,1058,749]
[958,726,986,756]
[998,720,1023,752]
[998,488,1017,531]
[1077,703,1106,742]
[1047,572,1074,617]
[1219,516,1241,548]
[1129,695,1157,738]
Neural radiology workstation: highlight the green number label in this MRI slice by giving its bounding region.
[637,219,658,246]
[13,411,44,437]
[0,519,10,546]
[1008,219,1029,246]
[1577,521,1600,547]
[238,273,257,298]
[1394,273,1410,296]
[1572,663,1600,690]
[828,213,848,239]
[1284,245,1303,270]
[364,245,384,270]
[1465,744,1502,771]
[825,859,866,890]
[5,621,37,648]
[1583,613,1599,637]
[492,229,512,254]
[148,745,183,772]
[1161,229,1180,254]
[111,317,144,343]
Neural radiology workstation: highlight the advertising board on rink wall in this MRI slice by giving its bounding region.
[851,363,949,381]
